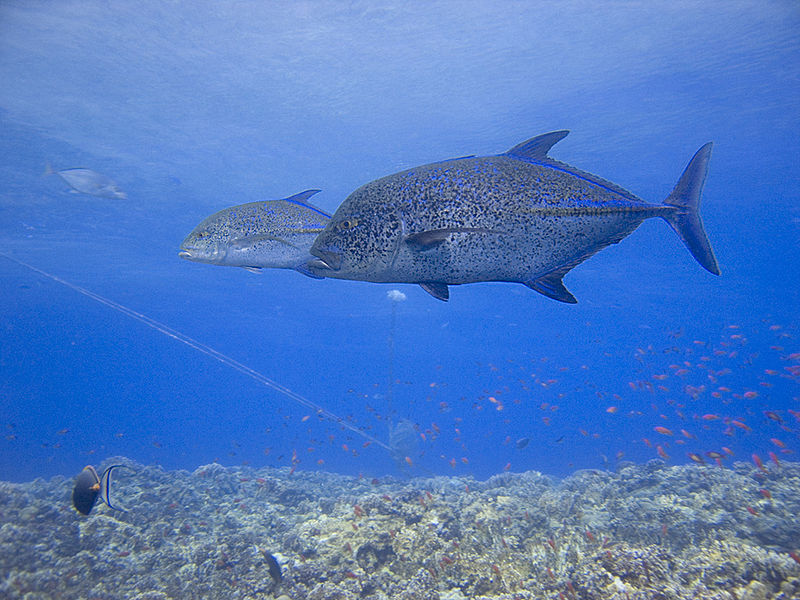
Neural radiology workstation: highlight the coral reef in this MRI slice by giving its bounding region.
[1,458,799,599]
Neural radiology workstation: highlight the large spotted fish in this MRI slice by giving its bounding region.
[179,190,330,278]
[309,131,719,301]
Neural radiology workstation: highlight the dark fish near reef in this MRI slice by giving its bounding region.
[309,131,719,301]
[179,190,331,278]
[71,464,129,515]
[260,549,282,584]
[45,164,127,199]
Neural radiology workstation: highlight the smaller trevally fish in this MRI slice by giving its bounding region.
[72,464,130,515]
[45,164,127,199]
[179,190,331,278]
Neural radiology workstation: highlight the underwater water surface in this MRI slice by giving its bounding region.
[0,1,798,485]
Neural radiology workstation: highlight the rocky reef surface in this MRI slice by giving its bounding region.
[1,458,799,600]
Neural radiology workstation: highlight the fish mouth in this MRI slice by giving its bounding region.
[178,248,193,260]
[309,249,343,271]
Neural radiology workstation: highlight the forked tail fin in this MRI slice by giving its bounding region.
[662,142,720,275]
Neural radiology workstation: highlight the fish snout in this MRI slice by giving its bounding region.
[309,248,343,271]
[178,238,225,263]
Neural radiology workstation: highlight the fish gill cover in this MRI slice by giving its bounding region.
[0,1,799,599]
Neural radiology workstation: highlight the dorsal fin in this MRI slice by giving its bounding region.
[504,131,569,160]
[99,464,131,511]
[281,189,332,219]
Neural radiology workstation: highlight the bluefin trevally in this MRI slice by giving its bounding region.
[45,164,127,199]
[179,190,331,279]
[309,131,719,301]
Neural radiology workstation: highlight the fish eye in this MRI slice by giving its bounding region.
[338,218,359,231]
[196,231,209,239]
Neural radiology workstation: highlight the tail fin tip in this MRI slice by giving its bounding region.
[663,142,720,276]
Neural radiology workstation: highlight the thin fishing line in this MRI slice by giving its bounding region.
[1,252,391,452]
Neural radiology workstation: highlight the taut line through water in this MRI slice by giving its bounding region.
[1,252,391,452]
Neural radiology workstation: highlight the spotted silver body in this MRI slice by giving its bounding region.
[179,190,331,278]
[309,131,719,301]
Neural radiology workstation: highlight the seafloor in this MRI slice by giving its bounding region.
[1,458,799,600]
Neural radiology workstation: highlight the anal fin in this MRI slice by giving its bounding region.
[525,267,577,304]
[419,282,449,301]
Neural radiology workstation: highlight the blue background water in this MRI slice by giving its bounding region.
[1,1,798,483]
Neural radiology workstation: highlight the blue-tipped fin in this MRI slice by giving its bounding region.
[526,267,578,304]
[661,143,720,275]
[504,130,570,160]
[282,189,331,219]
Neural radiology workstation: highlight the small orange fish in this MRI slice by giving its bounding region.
[730,420,751,431]
[752,453,766,472]
[770,438,786,449]
[404,456,413,467]
[654,426,673,436]
[769,451,780,467]
[687,452,705,464]
[656,445,669,459]
[606,406,618,414]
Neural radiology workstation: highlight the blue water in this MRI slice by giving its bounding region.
[1,1,798,483]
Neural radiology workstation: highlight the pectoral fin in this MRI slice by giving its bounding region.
[230,234,299,250]
[405,228,504,250]
[419,282,449,301]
